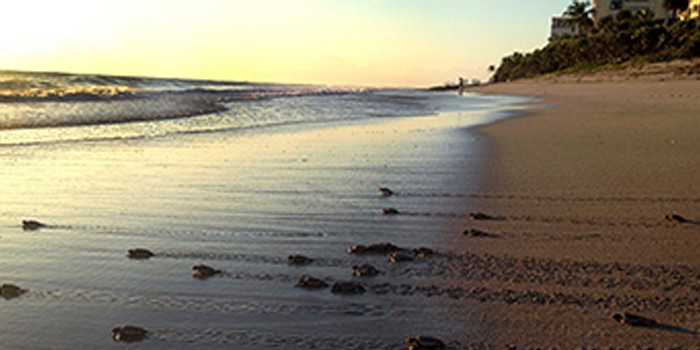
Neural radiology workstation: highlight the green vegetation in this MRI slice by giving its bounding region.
[564,1,595,35]
[492,6,700,82]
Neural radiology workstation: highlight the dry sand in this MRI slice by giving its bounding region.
[449,71,700,348]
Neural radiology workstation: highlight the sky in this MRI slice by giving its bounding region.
[0,0,574,87]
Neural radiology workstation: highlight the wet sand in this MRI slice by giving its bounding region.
[0,106,514,349]
[454,76,700,348]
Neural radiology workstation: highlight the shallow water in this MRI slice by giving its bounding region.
[0,72,527,349]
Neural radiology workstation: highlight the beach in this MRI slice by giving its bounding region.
[5,0,700,347]
[455,71,700,348]
[1,69,699,349]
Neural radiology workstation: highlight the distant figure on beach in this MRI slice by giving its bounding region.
[458,77,465,95]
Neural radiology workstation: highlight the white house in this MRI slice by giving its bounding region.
[550,17,581,38]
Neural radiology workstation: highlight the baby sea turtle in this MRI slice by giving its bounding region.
[468,212,495,221]
[287,255,314,266]
[331,281,366,294]
[348,242,404,255]
[612,312,657,327]
[388,252,414,263]
[22,220,47,231]
[347,245,367,254]
[111,325,148,343]
[0,284,27,299]
[352,264,380,277]
[463,228,498,238]
[127,248,155,260]
[381,208,400,215]
[192,264,222,279]
[379,187,394,197]
[665,213,688,224]
[406,335,446,350]
[411,247,434,258]
[295,275,329,290]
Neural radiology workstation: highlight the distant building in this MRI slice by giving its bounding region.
[593,0,671,23]
[681,0,700,19]
[551,17,581,38]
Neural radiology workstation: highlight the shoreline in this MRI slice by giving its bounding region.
[454,77,700,347]
[3,75,697,348]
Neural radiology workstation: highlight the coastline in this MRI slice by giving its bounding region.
[454,76,700,347]
[2,69,699,348]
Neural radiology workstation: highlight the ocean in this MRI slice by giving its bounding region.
[0,70,526,349]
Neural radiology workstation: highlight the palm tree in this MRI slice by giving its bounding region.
[663,0,689,17]
[564,0,595,35]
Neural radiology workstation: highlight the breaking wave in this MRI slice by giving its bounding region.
[0,70,519,146]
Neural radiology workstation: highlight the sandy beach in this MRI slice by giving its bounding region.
[6,1,700,348]
[1,68,698,349]
[453,70,700,348]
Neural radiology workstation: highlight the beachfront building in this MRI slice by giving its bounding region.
[593,0,671,23]
[551,17,581,38]
[681,0,700,19]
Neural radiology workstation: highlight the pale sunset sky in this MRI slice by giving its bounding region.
[1,0,574,87]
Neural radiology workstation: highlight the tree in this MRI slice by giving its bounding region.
[564,1,595,35]
[597,15,616,32]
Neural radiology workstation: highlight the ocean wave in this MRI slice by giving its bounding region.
[0,96,223,130]
[0,70,506,147]
[0,70,361,101]
[0,85,136,102]
[0,87,370,133]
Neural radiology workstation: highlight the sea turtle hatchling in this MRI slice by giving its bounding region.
[388,252,414,263]
[379,187,394,197]
[111,325,148,343]
[295,275,329,290]
[22,220,47,231]
[381,208,400,215]
[331,281,366,295]
[127,248,155,259]
[192,264,222,279]
[612,312,657,327]
[406,335,446,350]
[352,264,380,277]
[0,284,27,299]
[287,255,314,265]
